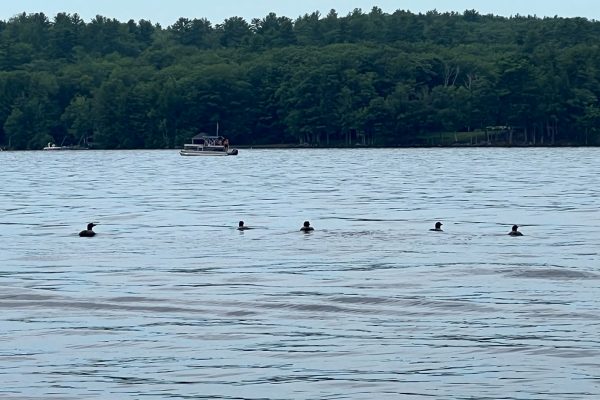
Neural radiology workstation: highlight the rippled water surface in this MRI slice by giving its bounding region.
[1,148,599,399]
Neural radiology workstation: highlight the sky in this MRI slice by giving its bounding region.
[1,0,599,26]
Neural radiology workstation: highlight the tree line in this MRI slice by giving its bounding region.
[1,8,600,149]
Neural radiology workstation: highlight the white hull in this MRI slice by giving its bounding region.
[180,150,231,156]
[43,144,88,151]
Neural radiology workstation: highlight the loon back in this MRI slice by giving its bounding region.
[79,229,95,237]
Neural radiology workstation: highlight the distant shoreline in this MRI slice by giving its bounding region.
[235,143,599,149]
[2,143,598,152]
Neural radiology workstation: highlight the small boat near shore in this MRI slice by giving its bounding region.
[43,142,89,151]
[180,135,238,156]
[43,142,66,150]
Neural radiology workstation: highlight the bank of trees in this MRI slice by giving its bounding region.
[1,8,600,149]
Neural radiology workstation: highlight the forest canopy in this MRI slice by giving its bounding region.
[1,8,600,149]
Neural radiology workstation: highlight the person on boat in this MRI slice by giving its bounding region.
[237,221,251,231]
[300,221,314,232]
[429,221,443,232]
[223,138,229,150]
[79,223,97,237]
[508,225,523,236]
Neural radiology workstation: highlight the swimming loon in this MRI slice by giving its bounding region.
[508,225,523,236]
[79,223,97,237]
[300,220,314,232]
[429,221,443,231]
[237,221,250,231]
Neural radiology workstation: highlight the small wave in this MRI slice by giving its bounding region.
[509,268,598,280]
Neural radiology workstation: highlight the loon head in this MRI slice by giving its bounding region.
[87,223,97,230]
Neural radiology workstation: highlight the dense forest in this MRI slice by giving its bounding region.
[1,8,600,149]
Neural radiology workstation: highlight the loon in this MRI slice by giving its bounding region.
[508,225,523,236]
[237,221,251,231]
[429,221,443,232]
[79,223,97,237]
[300,220,314,232]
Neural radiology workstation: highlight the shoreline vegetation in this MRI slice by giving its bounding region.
[2,142,594,151]
[1,8,600,150]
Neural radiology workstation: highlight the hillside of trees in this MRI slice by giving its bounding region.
[1,8,600,149]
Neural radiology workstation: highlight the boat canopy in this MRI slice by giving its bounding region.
[191,135,227,145]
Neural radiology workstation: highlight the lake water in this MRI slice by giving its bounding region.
[1,148,599,399]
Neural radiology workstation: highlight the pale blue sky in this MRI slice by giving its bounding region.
[1,0,599,26]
